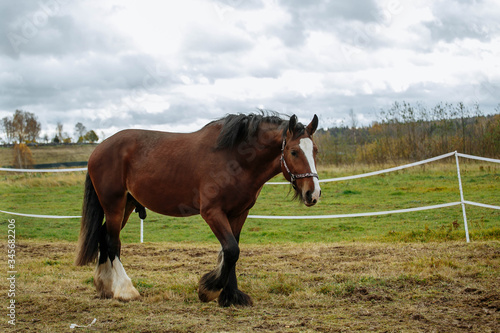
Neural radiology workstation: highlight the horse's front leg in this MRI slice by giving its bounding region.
[198,208,252,306]
[217,212,252,307]
[217,260,253,307]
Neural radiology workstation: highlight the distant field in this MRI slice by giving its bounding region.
[1,160,498,243]
[0,144,97,167]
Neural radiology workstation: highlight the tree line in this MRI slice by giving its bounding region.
[2,103,499,168]
[315,101,500,165]
[1,110,100,168]
[1,110,98,144]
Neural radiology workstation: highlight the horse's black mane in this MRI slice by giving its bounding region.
[213,111,304,150]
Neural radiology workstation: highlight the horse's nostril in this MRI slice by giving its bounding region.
[312,199,317,204]
[320,190,322,197]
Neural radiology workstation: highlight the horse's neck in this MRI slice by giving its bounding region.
[242,129,283,188]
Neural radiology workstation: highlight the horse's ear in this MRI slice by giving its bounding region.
[306,114,318,136]
[288,115,298,135]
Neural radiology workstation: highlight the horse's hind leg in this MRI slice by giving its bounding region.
[124,194,147,228]
[121,194,141,230]
[94,195,140,301]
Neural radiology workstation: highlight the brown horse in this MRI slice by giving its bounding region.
[76,112,320,307]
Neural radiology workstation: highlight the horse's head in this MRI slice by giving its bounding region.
[281,114,321,207]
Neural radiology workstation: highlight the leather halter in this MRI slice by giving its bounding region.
[280,139,319,186]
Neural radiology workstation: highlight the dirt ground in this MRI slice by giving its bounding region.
[2,240,499,332]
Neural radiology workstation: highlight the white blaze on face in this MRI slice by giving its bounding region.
[299,138,321,202]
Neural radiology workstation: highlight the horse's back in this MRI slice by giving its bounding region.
[89,128,211,169]
[87,127,222,216]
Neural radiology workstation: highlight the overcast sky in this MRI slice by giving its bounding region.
[1,0,499,141]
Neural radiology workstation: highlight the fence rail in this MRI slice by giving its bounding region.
[0,166,87,173]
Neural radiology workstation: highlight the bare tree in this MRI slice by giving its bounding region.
[1,110,41,143]
[348,108,358,129]
[56,122,63,142]
[75,122,87,142]
[1,117,15,143]
[348,108,358,145]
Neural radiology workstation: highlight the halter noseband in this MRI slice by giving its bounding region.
[280,139,319,186]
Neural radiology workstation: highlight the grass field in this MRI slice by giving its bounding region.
[1,146,499,332]
[1,159,499,243]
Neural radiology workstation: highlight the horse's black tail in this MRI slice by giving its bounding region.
[75,173,104,266]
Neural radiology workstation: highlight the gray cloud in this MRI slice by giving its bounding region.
[181,26,254,55]
[280,0,380,23]
[269,0,381,47]
[0,0,499,142]
[424,0,500,42]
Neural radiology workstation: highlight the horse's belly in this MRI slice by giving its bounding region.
[130,182,257,220]
[130,185,201,218]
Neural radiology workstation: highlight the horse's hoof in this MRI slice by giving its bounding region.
[114,285,141,302]
[96,289,114,299]
[218,289,253,307]
[198,271,222,302]
[198,287,222,303]
[94,257,140,302]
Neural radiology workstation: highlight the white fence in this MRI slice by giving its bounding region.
[1,151,499,243]
[257,151,500,243]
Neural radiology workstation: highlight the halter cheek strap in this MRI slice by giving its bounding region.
[280,139,319,185]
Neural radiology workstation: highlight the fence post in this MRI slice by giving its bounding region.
[140,219,144,243]
[455,151,470,243]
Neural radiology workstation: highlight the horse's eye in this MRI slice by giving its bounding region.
[291,150,298,157]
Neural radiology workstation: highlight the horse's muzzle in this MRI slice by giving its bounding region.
[304,189,320,207]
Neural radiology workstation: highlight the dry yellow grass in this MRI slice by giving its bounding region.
[0,144,96,167]
[1,240,498,332]
[1,172,85,188]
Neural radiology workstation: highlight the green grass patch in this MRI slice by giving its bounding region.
[1,162,499,243]
[342,189,361,195]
